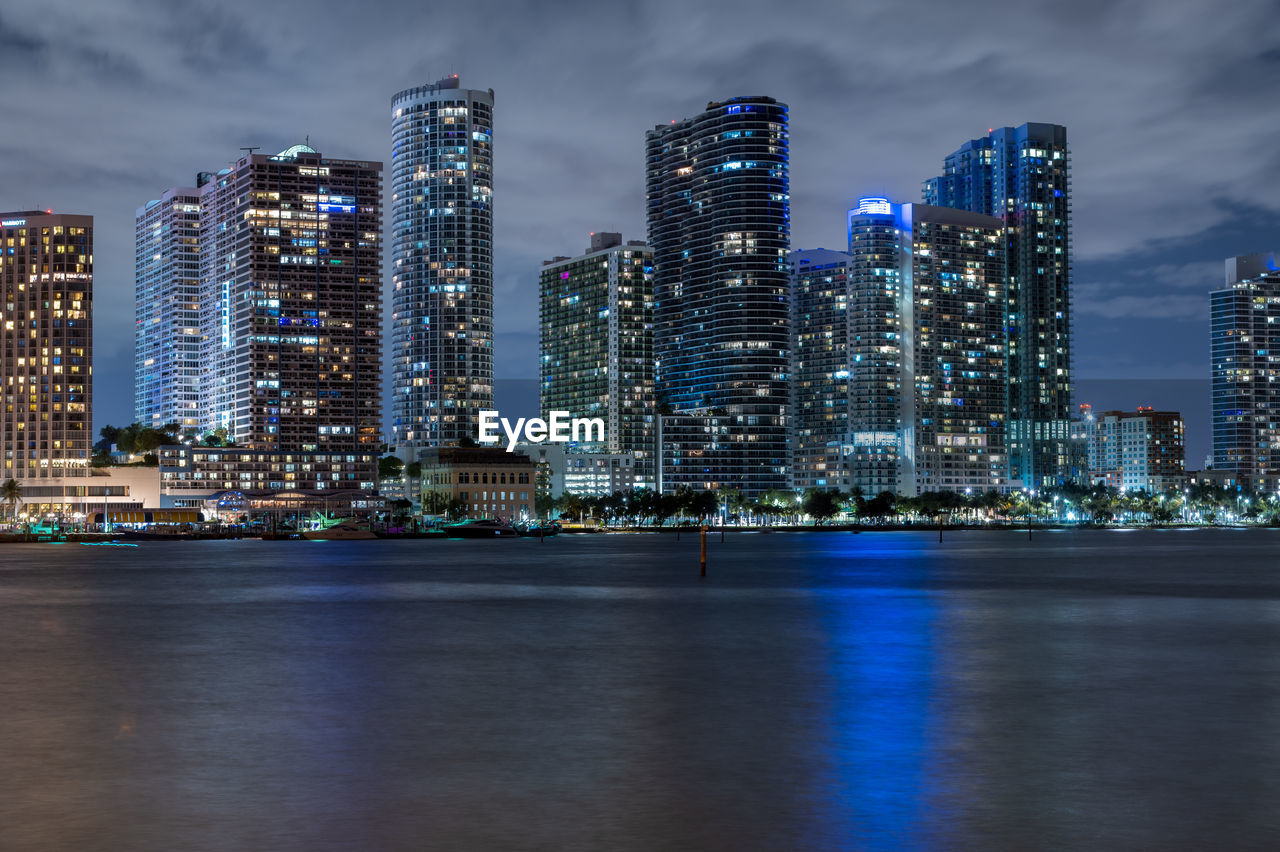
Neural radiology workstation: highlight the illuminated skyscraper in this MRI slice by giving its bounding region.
[838,198,1007,495]
[198,144,383,454]
[391,75,494,448]
[646,96,790,495]
[790,248,852,489]
[135,186,202,432]
[0,210,93,507]
[540,233,655,479]
[1211,252,1280,488]
[925,123,1071,488]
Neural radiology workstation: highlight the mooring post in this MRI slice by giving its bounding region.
[938,514,943,543]
[700,525,708,578]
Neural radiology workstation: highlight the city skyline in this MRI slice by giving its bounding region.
[3,0,1275,444]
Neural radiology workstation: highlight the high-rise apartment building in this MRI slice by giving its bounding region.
[135,187,201,432]
[391,75,494,448]
[646,96,790,496]
[1,210,93,509]
[1211,252,1280,487]
[790,248,852,489]
[835,199,1006,495]
[540,232,654,480]
[197,144,382,454]
[925,123,1072,488]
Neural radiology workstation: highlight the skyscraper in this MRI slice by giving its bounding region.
[838,199,1007,495]
[790,248,852,489]
[391,75,494,448]
[135,186,202,433]
[197,144,382,453]
[925,123,1071,488]
[540,232,655,477]
[1,210,93,507]
[646,96,790,495]
[1211,252,1280,487]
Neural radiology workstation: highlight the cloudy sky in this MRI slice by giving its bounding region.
[2,0,1278,457]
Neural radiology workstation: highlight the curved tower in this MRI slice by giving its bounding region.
[645,96,791,495]
[391,75,494,448]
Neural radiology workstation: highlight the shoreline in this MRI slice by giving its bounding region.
[1,523,1275,543]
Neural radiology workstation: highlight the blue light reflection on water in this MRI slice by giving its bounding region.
[808,582,941,849]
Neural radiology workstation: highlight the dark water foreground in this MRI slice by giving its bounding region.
[1,530,1278,851]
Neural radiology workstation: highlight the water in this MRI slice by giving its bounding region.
[1,529,1278,851]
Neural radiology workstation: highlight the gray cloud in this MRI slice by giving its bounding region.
[0,0,1276,432]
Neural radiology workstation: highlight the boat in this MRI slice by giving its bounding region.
[301,520,377,541]
[443,518,518,538]
[515,521,560,538]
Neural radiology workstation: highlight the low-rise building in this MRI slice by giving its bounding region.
[156,445,377,508]
[418,447,535,520]
[564,453,642,497]
[1083,407,1186,492]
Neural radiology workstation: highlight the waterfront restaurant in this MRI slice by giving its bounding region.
[202,489,386,524]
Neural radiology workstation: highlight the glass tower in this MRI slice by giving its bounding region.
[391,75,494,448]
[843,199,1007,495]
[539,233,655,479]
[198,145,383,453]
[1211,252,1280,488]
[925,123,1071,488]
[645,95,790,496]
[790,248,852,489]
[135,187,202,433]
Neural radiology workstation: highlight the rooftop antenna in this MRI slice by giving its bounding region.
[240,146,260,158]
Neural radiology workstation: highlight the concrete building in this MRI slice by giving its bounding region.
[391,75,495,448]
[197,144,382,456]
[156,445,378,509]
[0,210,94,513]
[926,123,1073,488]
[564,452,643,497]
[418,446,533,520]
[1211,252,1280,489]
[1082,407,1186,492]
[838,199,1007,495]
[790,248,853,489]
[135,187,202,433]
[646,96,791,496]
[540,232,654,481]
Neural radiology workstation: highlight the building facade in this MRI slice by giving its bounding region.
[1,210,94,512]
[540,232,654,479]
[925,123,1072,488]
[645,95,791,495]
[790,248,853,489]
[840,199,1007,495]
[1082,407,1186,493]
[391,75,495,448]
[156,444,378,508]
[418,447,533,520]
[197,145,383,455]
[135,187,202,433]
[1211,252,1280,487]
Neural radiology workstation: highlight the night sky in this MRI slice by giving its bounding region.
[2,0,1277,464]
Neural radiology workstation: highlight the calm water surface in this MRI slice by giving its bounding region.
[1,529,1278,851]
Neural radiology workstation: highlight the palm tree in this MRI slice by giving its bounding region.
[1,478,22,524]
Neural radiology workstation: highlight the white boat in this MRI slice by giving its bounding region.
[302,520,377,541]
